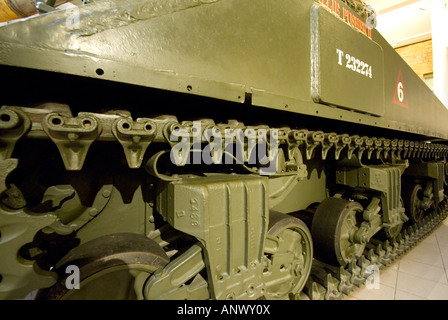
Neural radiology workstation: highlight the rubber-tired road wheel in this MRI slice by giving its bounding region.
[311,197,365,266]
[403,183,426,224]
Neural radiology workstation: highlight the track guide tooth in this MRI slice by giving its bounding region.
[393,240,404,256]
[376,243,391,266]
[382,240,396,264]
[401,230,412,250]
[303,279,326,300]
[347,261,365,287]
[312,261,354,295]
[310,261,343,300]
[365,249,381,268]
[357,256,373,279]
[333,266,355,296]
[323,274,343,300]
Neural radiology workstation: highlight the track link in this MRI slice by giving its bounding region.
[1,104,448,169]
[301,202,448,300]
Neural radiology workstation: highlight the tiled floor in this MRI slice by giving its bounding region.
[346,217,448,300]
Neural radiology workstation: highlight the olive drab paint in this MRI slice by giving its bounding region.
[0,0,446,138]
[0,0,448,301]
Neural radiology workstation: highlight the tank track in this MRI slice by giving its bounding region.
[1,103,448,300]
[301,205,448,300]
[2,104,447,166]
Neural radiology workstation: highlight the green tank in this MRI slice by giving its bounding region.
[0,0,447,300]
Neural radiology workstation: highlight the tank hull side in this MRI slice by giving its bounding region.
[0,0,447,139]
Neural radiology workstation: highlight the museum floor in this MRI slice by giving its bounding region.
[346,217,448,300]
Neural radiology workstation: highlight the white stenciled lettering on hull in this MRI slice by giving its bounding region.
[337,48,373,78]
